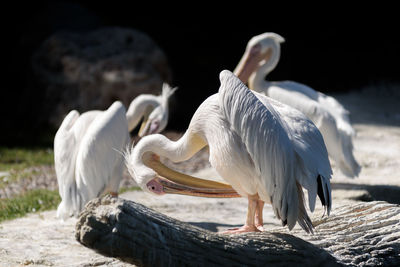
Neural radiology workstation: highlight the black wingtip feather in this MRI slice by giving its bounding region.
[317,175,326,206]
[325,182,331,210]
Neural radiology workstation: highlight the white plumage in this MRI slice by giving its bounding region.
[54,84,176,219]
[234,32,360,177]
[125,70,331,233]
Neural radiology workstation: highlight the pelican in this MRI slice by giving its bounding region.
[125,70,331,234]
[54,83,177,219]
[234,32,361,178]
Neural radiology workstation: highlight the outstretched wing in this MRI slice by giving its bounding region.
[218,70,300,230]
[268,81,360,177]
[256,94,332,214]
[75,101,129,210]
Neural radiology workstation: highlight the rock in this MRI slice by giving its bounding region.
[32,27,172,127]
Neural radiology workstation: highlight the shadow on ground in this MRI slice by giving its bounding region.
[332,183,400,204]
[188,222,279,232]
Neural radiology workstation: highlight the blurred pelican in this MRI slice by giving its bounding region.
[54,83,177,219]
[234,32,360,177]
[125,70,331,234]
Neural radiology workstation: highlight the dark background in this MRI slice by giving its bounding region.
[4,2,399,146]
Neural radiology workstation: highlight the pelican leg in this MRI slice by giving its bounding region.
[109,192,118,197]
[221,194,260,234]
[255,200,265,231]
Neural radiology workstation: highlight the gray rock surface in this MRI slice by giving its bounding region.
[32,27,172,127]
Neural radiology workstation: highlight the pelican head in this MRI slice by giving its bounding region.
[125,135,240,198]
[138,105,167,137]
[126,83,177,136]
[234,32,285,83]
[138,83,178,137]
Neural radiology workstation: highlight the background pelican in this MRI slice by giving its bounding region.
[234,32,361,178]
[54,84,177,220]
[125,70,331,234]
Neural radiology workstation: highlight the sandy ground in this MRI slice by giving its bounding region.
[1,88,399,266]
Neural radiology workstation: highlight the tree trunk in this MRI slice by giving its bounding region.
[75,196,400,266]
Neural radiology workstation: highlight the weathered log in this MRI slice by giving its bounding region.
[76,196,340,266]
[285,201,400,266]
[76,196,400,266]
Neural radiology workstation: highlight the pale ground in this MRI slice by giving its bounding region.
[1,88,399,266]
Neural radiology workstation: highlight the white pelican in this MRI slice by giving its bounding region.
[54,83,177,219]
[234,32,361,178]
[125,70,331,234]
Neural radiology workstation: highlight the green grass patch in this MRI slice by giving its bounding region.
[0,189,60,223]
[0,186,140,223]
[118,186,142,194]
[0,146,142,222]
[0,147,54,171]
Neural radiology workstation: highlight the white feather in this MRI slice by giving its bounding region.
[237,32,361,177]
[219,70,331,229]
[125,70,332,233]
[54,88,174,219]
[266,81,360,177]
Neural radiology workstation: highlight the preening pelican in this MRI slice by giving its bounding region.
[54,84,177,219]
[234,32,361,178]
[125,70,331,234]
